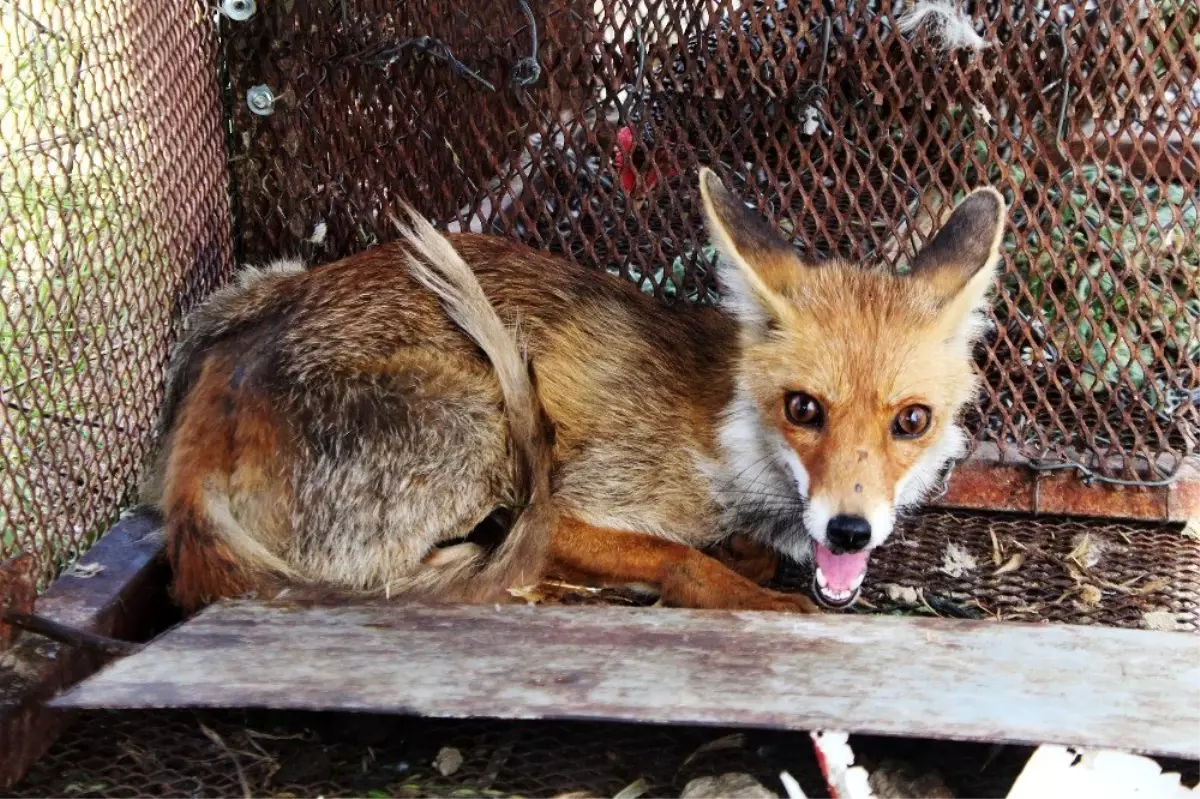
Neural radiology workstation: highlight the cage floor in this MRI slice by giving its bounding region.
[5,709,1034,798]
[9,709,1198,799]
[8,509,1199,798]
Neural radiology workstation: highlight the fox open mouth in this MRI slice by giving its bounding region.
[812,542,870,608]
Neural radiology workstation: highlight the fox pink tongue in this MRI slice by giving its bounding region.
[814,542,870,592]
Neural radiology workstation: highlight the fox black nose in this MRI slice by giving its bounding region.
[826,515,871,552]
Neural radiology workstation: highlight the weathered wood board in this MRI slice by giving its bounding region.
[52,601,1200,759]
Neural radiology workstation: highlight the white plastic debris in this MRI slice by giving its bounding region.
[1007,745,1200,798]
[809,731,876,799]
[805,734,1198,799]
[779,771,808,799]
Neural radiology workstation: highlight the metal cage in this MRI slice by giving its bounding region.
[0,2,1197,795]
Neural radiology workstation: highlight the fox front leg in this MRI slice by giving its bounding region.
[709,534,781,586]
[549,519,819,613]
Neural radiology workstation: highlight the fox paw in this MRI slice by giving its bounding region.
[747,588,821,614]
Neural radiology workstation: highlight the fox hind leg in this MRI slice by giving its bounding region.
[162,355,287,612]
[285,352,518,596]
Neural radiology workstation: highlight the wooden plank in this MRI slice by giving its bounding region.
[53,600,1200,759]
[0,507,170,789]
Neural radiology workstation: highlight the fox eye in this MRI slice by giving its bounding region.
[784,392,824,428]
[893,405,932,438]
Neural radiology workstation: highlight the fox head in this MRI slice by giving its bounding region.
[699,168,1005,608]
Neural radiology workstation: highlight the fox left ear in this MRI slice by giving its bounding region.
[699,167,803,331]
[910,187,1006,338]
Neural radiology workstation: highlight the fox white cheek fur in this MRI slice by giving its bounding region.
[778,444,811,499]
[895,424,968,510]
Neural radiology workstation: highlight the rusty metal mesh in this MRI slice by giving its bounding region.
[0,0,1194,595]
[224,0,1199,485]
[7,709,1043,798]
[0,2,233,586]
[828,508,1200,630]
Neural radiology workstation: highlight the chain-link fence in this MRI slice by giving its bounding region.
[0,1,232,585]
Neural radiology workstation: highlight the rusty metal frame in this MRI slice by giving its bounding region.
[937,446,1200,523]
[0,508,170,790]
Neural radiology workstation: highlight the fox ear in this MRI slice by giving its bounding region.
[699,167,801,329]
[910,187,1006,338]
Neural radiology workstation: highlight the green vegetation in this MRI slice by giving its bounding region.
[1,1,168,584]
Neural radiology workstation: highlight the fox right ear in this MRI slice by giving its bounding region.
[910,188,1006,304]
[909,187,1006,345]
[699,168,800,330]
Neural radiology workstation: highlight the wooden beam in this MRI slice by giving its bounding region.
[0,508,170,790]
[53,600,1200,759]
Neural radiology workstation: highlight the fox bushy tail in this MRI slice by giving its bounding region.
[390,206,556,598]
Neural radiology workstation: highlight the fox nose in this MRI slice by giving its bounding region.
[826,515,871,552]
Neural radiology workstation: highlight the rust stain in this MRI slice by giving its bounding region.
[0,554,37,651]
[935,446,1196,522]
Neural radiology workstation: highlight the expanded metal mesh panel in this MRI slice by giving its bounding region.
[0,3,233,585]
[9,709,1041,798]
[224,0,1199,485]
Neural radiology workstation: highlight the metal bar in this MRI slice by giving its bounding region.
[0,609,144,657]
[933,445,1199,523]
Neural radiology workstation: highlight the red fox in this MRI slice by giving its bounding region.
[143,168,1005,613]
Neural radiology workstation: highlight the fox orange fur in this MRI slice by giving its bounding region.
[144,168,1005,612]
